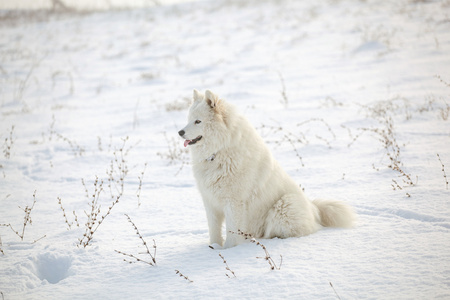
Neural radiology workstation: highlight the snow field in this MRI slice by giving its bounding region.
[1,0,450,299]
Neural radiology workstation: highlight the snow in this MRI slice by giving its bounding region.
[1,0,450,299]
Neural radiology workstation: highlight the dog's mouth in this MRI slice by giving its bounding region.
[184,136,202,147]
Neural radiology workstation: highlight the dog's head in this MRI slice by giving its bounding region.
[178,89,229,148]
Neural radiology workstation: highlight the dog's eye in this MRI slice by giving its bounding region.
[195,120,201,124]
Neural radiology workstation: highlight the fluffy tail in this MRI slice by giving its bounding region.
[312,199,356,228]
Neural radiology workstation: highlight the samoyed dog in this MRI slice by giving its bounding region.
[179,89,355,248]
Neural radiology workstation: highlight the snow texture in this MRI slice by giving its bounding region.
[1,0,449,299]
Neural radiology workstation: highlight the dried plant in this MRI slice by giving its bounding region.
[351,101,415,189]
[32,235,47,244]
[175,270,193,283]
[258,124,305,167]
[329,282,342,300]
[73,210,80,227]
[78,176,105,248]
[54,137,134,247]
[51,70,74,95]
[437,154,448,190]
[297,118,336,149]
[371,116,414,187]
[106,137,130,198]
[165,96,191,112]
[391,179,402,191]
[219,253,236,278]
[392,180,413,197]
[47,116,84,156]
[435,74,450,87]
[2,125,14,159]
[417,95,436,114]
[358,96,412,121]
[380,132,412,185]
[0,235,4,255]
[58,197,73,230]
[341,124,365,148]
[258,118,336,168]
[0,191,37,241]
[97,136,103,151]
[284,134,305,167]
[358,23,397,55]
[115,214,156,266]
[13,56,44,106]
[58,197,80,230]
[439,103,449,121]
[277,71,288,107]
[296,118,336,140]
[156,132,189,175]
[115,250,154,266]
[136,163,147,208]
[320,96,343,108]
[230,230,282,270]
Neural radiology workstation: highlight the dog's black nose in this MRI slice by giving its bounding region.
[178,130,185,137]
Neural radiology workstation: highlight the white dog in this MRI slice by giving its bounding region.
[179,90,355,248]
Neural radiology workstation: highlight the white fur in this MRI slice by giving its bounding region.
[179,89,356,248]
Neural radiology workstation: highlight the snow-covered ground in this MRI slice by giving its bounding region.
[0,0,190,10]
[1,0,449,299]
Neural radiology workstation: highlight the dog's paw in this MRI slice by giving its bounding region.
[209,243,223,250]
[223,240,238,249]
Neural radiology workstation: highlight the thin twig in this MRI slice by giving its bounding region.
[125,214,156,264]
[114,250,155,266]
[175,270,193,283]
[2,125,14,159]
[1,191,37,241]
[136,163,147,208]
[277,71,288,107]
[0,235,4,255]
[230,230,282,270]
[437,153,448,190]
[115,214,156,266]
[32,235,47,244]
[435,74,450,87]
[58,197,72,230]
[219,253,236,278]
[329,282,342,300]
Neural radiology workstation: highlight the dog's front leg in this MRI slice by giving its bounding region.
[204,205,224,247]
[223,204,245,248]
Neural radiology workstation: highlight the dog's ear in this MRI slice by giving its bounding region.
[205,89,228,126]
[193,89,203,102]
[205,90,219,109]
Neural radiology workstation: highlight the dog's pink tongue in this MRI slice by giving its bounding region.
[184,140,191,147]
